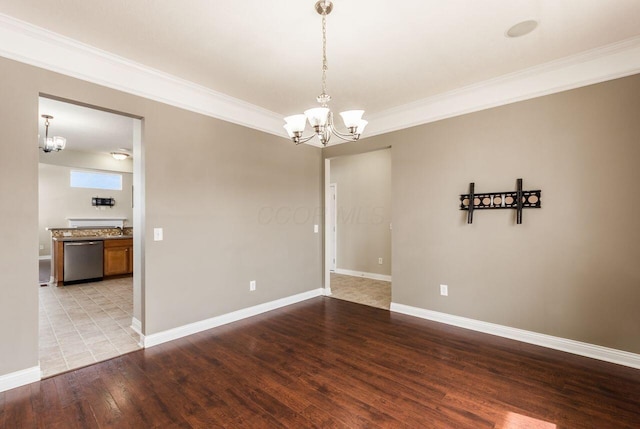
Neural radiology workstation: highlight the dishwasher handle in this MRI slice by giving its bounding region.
[65,241,101,246]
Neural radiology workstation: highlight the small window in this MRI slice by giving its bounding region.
[70,170,122,191]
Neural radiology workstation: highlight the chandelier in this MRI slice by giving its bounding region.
[40,114,66,153]
[283,0,367,146]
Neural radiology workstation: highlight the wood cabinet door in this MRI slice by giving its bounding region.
[127,245,133,274]
[104,246,130,276]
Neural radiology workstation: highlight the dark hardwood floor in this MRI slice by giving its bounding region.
[2,296,640,428]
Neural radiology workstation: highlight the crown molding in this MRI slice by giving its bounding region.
[1,13,639,142]
[365,36,640,138]
[0,13,284,138]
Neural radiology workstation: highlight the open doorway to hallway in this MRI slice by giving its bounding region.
[37,96,143,378]
[325,148,392,309]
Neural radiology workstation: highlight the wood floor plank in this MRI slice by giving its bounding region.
[129,345,241,428]
[0,389,5,428]
[4,385,36,429]
[2,296,640,428]
[29,379,67,429]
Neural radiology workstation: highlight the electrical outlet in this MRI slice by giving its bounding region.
[250,280,256,291]
[378,257,383,265]
[314,224,319,233]
[440,284,448,296]
[39,245,44,250]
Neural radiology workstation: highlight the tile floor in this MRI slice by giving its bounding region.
[39,277,141,378]
[329,273,391,310]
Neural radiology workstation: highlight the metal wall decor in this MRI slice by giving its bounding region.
[459,178,541,224]
[92,197,115,207]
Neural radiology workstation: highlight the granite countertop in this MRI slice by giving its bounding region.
[52,235,133,242]
[49,227,133,242]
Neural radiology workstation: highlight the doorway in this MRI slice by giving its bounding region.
[324,148,392,310]
[37,96,144,378]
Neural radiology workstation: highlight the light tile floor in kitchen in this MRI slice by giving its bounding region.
[39,277,141,378]
[329,273,391,310]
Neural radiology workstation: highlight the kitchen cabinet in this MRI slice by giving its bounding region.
[52,237,134,285]
[103,238,133,276]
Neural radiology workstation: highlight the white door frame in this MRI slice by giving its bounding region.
[132,118,145,338]
[324,159,332,294]
[329,183,337,272]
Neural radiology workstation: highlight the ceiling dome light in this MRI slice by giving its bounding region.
[111,152,130,160]
[506,20,538,38]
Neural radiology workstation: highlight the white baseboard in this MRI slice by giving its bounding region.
[130,317,142,334]
[38,255,51,261]
[144,288,324,348]
[324,287,332,296]
[130,317,145,347]
[391,303,640,370]
[334,268,392,282]
[0,365,41,393]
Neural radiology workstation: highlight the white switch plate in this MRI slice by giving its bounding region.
[153,228,163,241]
[314,224,319,233]
[378,257,383,265]
[440,284,448,296]
[250,280,256,291]
[39,245,44,250]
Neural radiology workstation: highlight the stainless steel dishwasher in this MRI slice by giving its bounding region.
[63,240,104,284]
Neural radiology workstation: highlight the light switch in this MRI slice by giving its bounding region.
[314,224,319,233]
[153,228,163,241]
[440,284,448,296]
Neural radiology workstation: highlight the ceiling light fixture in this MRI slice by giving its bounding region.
[40,114,66,153]
[110,152,130,160]
[506,20,538,38]
[284,0,367,146]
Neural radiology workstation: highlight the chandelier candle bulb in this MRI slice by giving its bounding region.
[284,114,307,133]
[283,124,295,138]
[356,120,368,135]
[339,110,364,128]
[304,108,330,127]
[48,136,66,151]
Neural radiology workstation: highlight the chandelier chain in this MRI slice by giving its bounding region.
[321,11,328,98]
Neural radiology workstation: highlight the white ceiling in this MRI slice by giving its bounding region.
[3,0,640,140]
[39,97,134,155]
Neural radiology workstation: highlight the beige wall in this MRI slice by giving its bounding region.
[38,163,134,256]
[0,60,39,376]
[330,149,391,275]
[0,56,322,377]
[325,74,640,354]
